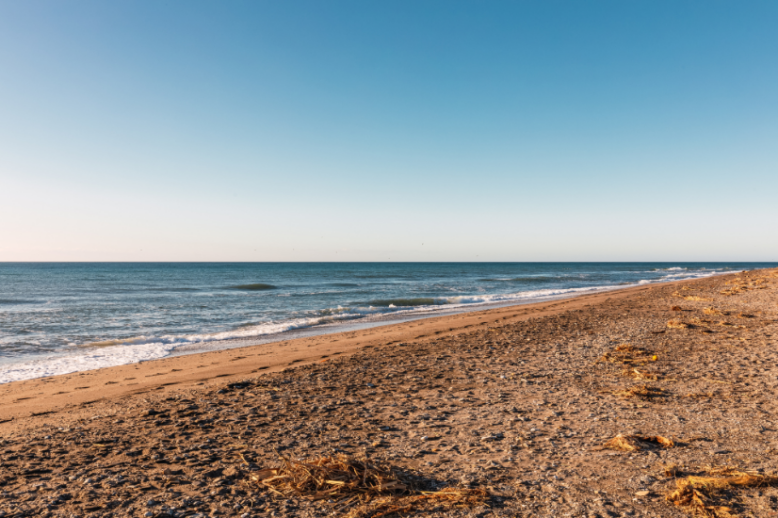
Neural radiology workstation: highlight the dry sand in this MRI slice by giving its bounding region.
[1,269,778,518]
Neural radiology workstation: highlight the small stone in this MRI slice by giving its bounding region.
[635,490,650,497]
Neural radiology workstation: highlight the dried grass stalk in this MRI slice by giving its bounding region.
[251,454,489,517]
[666,467,778,518]
[251,455,412,500]
[667,320,690,329]
[624,368,660,381]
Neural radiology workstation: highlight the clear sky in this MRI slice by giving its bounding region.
[1,1,776,262]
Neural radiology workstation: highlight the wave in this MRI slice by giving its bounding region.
[0,299,39,305]
[367,298,442,307]
[77,337,149,348]
[148,287,201,292]
[479,275,587,283]
[228,283,277,291]
[480,277,552,283]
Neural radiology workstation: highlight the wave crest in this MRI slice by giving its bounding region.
[229,283,277,291]
[367,298,441,307]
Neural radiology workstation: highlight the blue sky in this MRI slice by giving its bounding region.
[1,1,776,261]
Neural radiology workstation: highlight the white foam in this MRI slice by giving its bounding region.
[0,341,175,384]
[442,285,612,305]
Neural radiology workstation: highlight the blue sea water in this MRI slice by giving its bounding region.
[0,262,773,383]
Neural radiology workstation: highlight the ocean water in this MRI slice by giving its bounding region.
[0,262,773,384]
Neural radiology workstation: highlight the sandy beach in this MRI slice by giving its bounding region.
[2,268,778,518]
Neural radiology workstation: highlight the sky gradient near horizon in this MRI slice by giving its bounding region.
[1,1,776,261]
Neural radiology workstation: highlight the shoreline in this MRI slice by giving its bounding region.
[0,273,716,434]
[0,269,735,386]
[0,278,664,434]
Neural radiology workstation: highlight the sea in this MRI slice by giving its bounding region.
[1,262,774,384]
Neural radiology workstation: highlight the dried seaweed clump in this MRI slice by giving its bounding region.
[667,320,690,329]
[604,433,674,452]
[613,385,665,400]
[666,467,778,518]
[250,454,489,517]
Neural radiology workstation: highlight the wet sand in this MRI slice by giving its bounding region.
[1,268,777,518]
